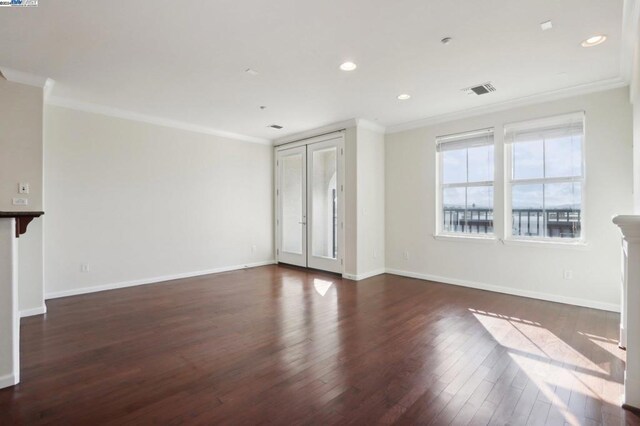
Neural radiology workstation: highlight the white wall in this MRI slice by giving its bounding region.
[0,79,45,314]
[0,80,43,211]
[632,17,640,212]
[343,127,358,276]
[44,105,274,298]
[356,126,385,277]
[385,87,633,311]
[338,125,386,279]
[635,92,640,212]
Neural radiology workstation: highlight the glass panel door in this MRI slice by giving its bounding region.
[277,146,307,267]
[307,138,342,273]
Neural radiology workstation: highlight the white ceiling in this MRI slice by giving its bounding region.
[0,0,626,142]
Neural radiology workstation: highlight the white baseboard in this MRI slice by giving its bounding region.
[42,261,618,312]
[342,268,386,281]
[45,260,276,300]
[0,373,17,390]
[385,268,620,313]
[19,303,47,318]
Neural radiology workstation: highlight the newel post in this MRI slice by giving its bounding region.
[612,215,640,411]
[0,211,43,390]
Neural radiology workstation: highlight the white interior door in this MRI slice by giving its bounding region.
[306,138,343,273]
[276,146,307,267]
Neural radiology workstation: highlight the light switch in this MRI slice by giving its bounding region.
[19,183,30,194]
[12,198,28,206]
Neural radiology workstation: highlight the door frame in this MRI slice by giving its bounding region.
[275,132,345,273]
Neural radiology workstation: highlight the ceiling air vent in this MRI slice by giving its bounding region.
[463,82,496,96]
[269,124,283,130]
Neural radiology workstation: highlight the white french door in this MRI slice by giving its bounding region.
[276,146,307,267]
[306,138,342,273]
[276,135,343,273]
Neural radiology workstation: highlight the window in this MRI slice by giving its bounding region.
[505,112,584,241]
[437,129,495,236]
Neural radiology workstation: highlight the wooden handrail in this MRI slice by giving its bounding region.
[0,211,44,238]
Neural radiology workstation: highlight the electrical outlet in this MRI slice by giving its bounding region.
[12,198,28,206]
[563,270,573,280]
[251,245,257,253]
[373,248,378,259]
[403,250,409,260]
[80,264,90,273]
[18,183,30,194]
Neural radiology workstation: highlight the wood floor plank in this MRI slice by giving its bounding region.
[0,265,638,425]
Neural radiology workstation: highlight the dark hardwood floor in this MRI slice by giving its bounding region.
[1,265,638,425]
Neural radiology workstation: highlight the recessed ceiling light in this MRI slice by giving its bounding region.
[540,20,553,31]
[441,37,452,45]
[245,68,259,75]
[269,124,283,130]
[397,94,411,100]
[581,35,607,47]
[340,62,357,71]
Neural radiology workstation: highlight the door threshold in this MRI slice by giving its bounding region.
[276,262,343,278]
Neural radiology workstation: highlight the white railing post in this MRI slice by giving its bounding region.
[612,215,640,410]
[0,218,19,389]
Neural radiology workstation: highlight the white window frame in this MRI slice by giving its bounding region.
[504,111,586,245]
[435,128,496,241]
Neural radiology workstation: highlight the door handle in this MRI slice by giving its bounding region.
[298,222,306,225]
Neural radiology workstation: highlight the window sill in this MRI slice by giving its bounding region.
[501,238,589,250]
[433,234,498,244]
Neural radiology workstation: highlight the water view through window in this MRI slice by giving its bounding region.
[440,115,583,239]
[439,130,495,235]
[508,115,583,239]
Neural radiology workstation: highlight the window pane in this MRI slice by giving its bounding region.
[512,184,543,237]
[281,154,304,254]
[467,186,493,210]
[442,187,465,232]
[513,140,543,180]
[468,145,494,183]
[544,182,582,238]
[466,186,494,234]
[442,149,466,184]
[545,135,582,178]
[311,147,338,259]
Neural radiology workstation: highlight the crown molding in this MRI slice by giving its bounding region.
[622,0,640,100]
[42,78,55,102]
[0,66,49,88]
[621,0,640,82]
[385,77,628,134]
[356,118,386,134]
[46,96,272,145]
[273,119,357,146]
[0,66,56,101]
[273,118,386,146]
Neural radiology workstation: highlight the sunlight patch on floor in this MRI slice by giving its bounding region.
[313,279,333,297]
[470,308,625,424]
[578,331,625,361]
